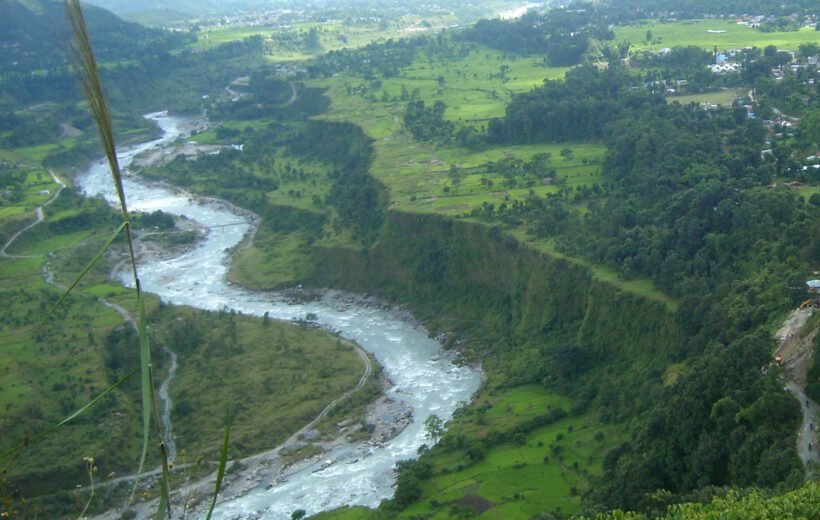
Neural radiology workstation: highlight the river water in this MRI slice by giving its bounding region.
[76,113,481,518]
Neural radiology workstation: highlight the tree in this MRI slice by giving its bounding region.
[304,28,322,52]
[424,414,445,445]
[291,509,306,520]
[448,164,463,189]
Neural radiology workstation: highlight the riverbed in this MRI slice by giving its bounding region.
[77,113,482,518]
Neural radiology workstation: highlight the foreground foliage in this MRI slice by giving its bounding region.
[588,480,820,519]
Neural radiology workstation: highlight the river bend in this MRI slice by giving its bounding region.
[76,113,481,518]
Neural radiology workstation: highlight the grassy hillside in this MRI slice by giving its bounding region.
[0,0,187,73]
[0,158,374,516]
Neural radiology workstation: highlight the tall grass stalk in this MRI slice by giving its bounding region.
[57,3,234,516]
[62,0,164,511]
[206,402,233,520]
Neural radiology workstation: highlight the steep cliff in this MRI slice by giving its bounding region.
[310,211,679,385]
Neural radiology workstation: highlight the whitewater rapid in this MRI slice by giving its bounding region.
[77,113,481,518]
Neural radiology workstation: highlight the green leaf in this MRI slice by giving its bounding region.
[206,403,233,520]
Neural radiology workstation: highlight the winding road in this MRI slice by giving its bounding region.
[0,170,65,258]
[788,382,819,465]
[280,81,298,108]
[226,78,298,108]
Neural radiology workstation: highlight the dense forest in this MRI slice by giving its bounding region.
[487,65,661,143]
[442,22,817,513]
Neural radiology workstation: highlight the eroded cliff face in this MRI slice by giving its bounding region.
[309,211,679,378]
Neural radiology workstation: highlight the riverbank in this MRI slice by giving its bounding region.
[176,380,413,519]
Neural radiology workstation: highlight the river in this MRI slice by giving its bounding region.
[76,113,482,519]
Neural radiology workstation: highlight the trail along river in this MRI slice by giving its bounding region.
[76,113,482,518]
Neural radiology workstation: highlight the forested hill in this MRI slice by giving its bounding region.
[0,0,190,74]
[81,0,242,17]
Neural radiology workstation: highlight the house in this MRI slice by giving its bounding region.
[709,63,740,74]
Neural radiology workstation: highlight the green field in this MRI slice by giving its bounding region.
[317,386,627,519]
[194,27,272,48]
[616,21,820,52]
[801,185,820,199]
[0,169,59,219]
[405,414,617,518]
[316,46,567,136]
[380,140,606,215]
[196,22,415,62]
[666,89,741,106]
[314,45,581,215]
[0,286,146,503]
[229,229,317,289]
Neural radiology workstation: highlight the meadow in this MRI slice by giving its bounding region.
[666,89,741,106]
[149,306,379,461]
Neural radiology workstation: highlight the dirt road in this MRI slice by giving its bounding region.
[91,339,376,519]
[774,307,819,467]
